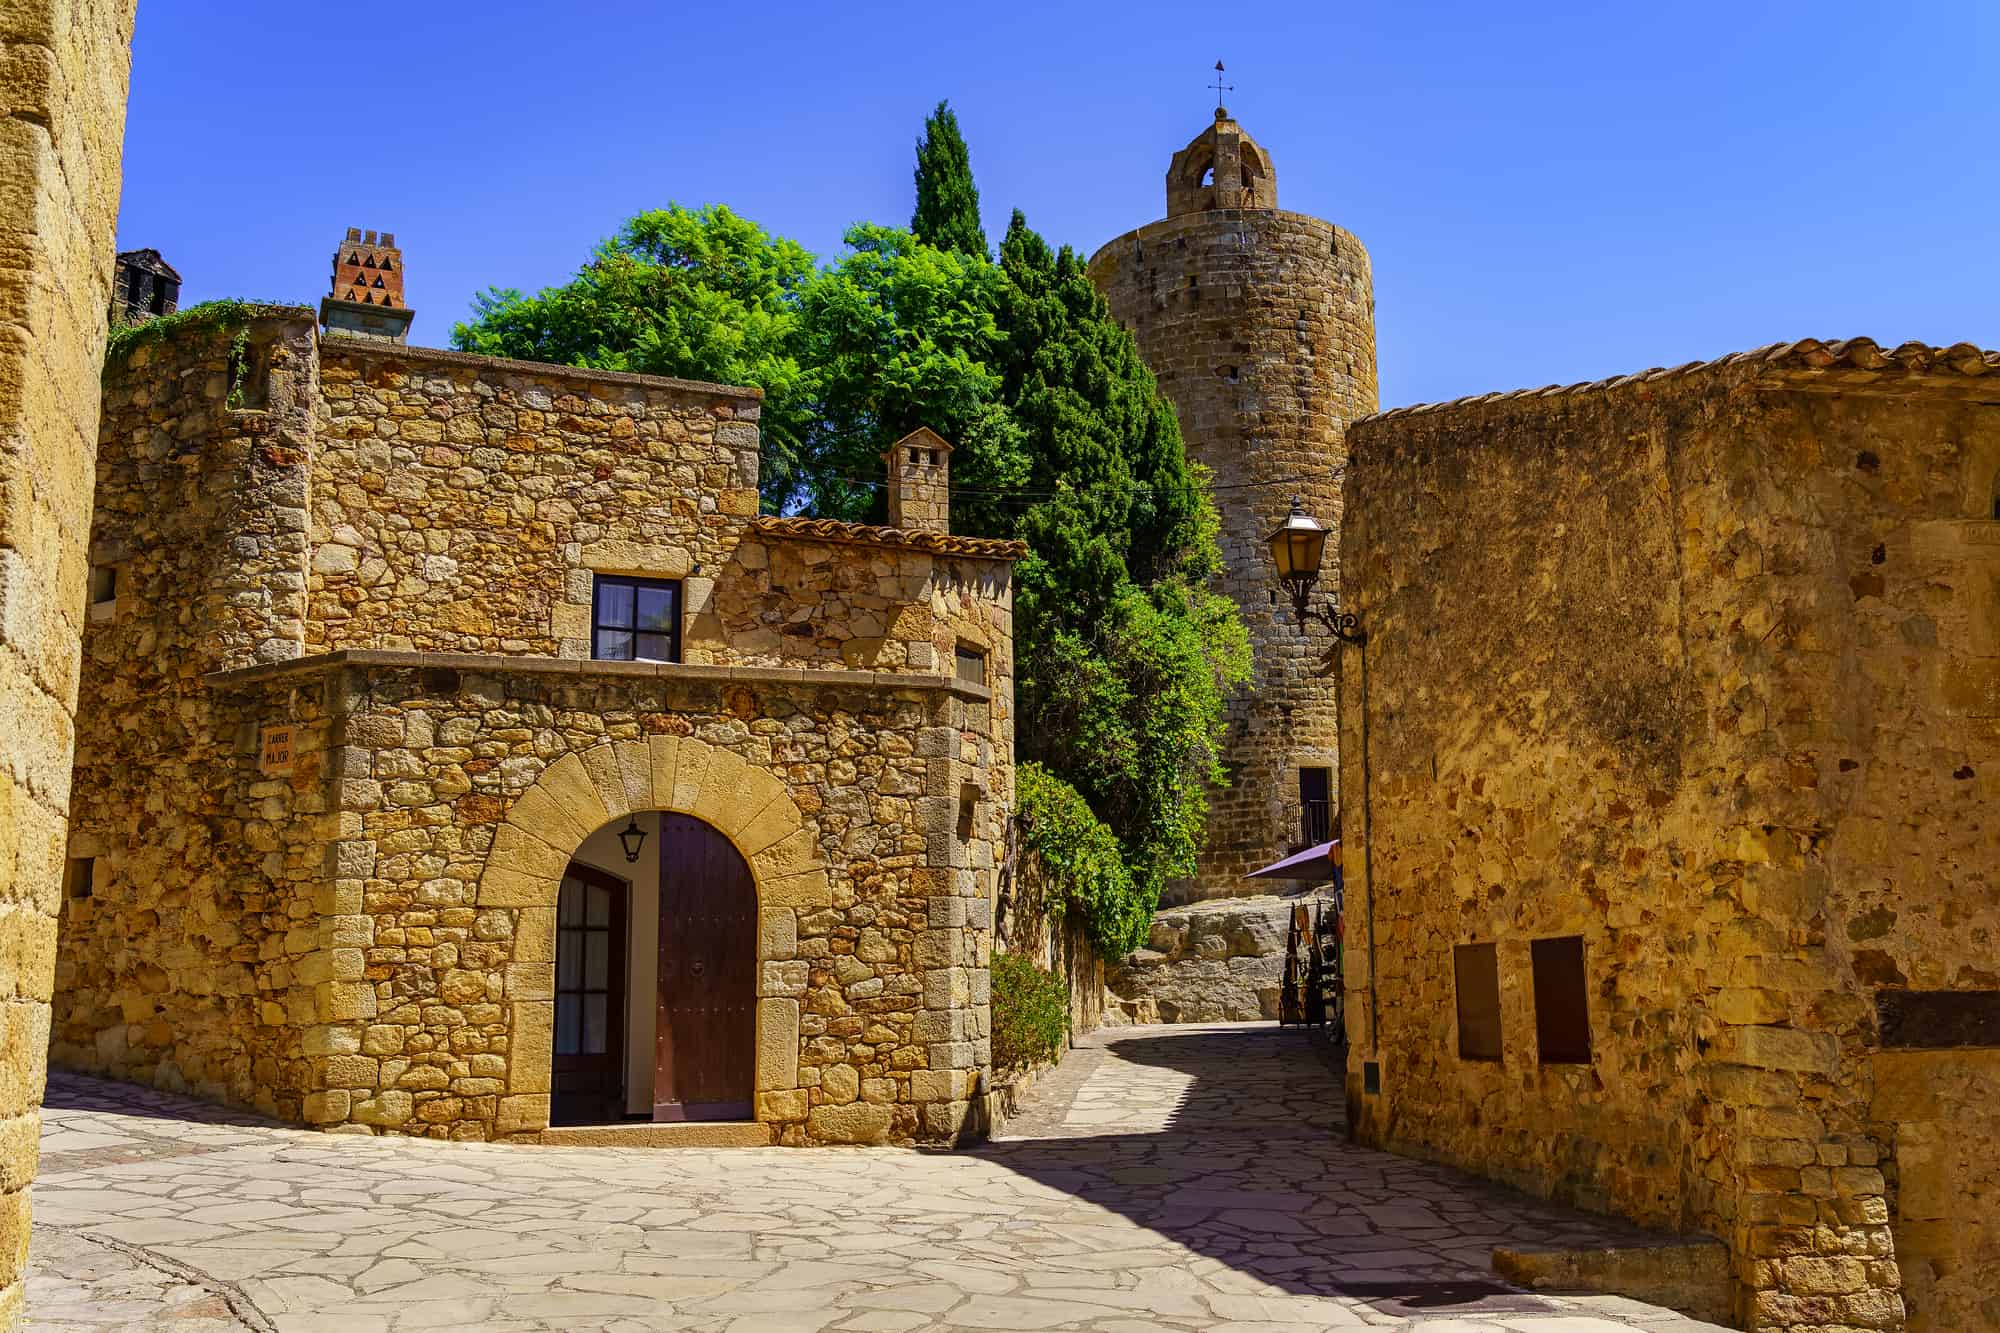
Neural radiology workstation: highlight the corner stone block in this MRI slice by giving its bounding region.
[1715,1025,1838,1076]
[669,738,714,813]
[496,1094,550,1135]
[503,784,591,852]
[690,748,755,835]
[506,962,555,1001]
[478,863,560,909]
[514,906,557,963]
[759,868,831,910]
[489,822,571,881]
[807,1103,892,1145]
[753,827,821,881]
[316,981,377,1022]
[647,734,683,808]
[612,740,656,813]
[756,997,800,1091]
[580,744,633,822]
[538,753,612,842]
[758,909,797,961]
[508,1002,553,1093]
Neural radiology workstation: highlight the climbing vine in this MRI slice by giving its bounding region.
[1014,761,1151,957]
[105,299,299,408]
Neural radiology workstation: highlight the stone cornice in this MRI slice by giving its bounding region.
[749,515,1028,562]
[205,649,993,703]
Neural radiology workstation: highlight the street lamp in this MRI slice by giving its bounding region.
[1266,499,1364,648]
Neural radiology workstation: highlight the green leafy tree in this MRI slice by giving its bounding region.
[910,100,988,260]
[450,205,817,509]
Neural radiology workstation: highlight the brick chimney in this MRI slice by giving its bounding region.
[884,427,953,533]
[320,227,413,343]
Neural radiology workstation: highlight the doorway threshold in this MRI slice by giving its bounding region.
[537,1120,773,1148]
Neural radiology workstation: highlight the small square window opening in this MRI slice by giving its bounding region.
[67,858,95,899]
[591,576,681,663]
[954,644,986,686]
[89,565,117,604]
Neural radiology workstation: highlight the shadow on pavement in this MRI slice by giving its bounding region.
[975,1023,1686,1322]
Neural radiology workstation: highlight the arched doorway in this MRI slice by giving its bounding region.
[653,813,757,1122]
[549,809,759,1126]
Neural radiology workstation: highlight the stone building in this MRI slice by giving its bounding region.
[1090,108,1376,904]
[0,0,140,1324]
[1337,338,2000,1331]
[52,245,1023,1148]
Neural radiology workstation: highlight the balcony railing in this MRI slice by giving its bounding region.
[1302,798,1333,847]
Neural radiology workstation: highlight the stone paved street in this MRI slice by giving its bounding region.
[26,1024,1731,1332]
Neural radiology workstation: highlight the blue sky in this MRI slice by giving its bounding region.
[117,2,1996,408]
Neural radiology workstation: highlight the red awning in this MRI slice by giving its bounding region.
[1245,839,1340,882]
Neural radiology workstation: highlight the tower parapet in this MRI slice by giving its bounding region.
[1089,111,1376,904]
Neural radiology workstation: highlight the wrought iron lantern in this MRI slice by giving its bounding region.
[1266,498,1363,649]
[617,815,647,864]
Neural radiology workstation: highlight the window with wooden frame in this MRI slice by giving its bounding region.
[954,643,986,686]
[1531,935,1592,1064]
[591,576,681,663]
[1453,942,1502,1062]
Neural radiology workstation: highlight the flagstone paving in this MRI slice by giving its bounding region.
[25,1023,1733,1332]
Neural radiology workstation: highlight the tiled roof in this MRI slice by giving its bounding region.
[1366,337,2000,422]
[750,515,1029,561]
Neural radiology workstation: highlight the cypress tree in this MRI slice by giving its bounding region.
[911,100,988,260]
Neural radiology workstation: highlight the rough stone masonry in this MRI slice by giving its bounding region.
[54,308,1023,1148]
[0,0,139,1326]
[1090,108,1375,905]
[1339,339,2000,1333]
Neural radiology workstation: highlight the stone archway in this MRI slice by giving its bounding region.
[476,735,827,1137]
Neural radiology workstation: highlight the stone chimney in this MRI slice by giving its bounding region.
[320,226,414,343]
[110,249,180,325]
[884,427,953,533]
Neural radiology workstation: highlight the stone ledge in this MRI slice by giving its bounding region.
[537,1121,773,1148]
[203,650,993,703]
[1492,1235,1733,1327]
[321,333,765,402]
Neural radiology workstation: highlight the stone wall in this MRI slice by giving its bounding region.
[0,0,138,1323]
[1339,340,2000,1331]
[57,320,1020,1148]
[1091,203,1375,903]
[1104,894,1296,1024]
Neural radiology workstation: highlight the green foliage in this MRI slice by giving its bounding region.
[450,110,1252,958]
[1016,762,1147,954]
[104,298,269,368]
[910,100,988,260]
[450,205,818,509]
[989,949,1069,1071]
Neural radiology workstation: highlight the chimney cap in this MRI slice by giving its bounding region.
[883,425,955,461]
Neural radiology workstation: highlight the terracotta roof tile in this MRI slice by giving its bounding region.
[750,515,1028,561]
[1364,337,2000,422]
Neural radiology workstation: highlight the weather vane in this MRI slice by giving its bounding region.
[1212,60,1234,111]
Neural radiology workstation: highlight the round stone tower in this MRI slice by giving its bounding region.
[1088,107,1377,904]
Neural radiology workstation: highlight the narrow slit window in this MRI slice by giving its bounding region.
[66,858,95,899]
[89,565,117,604]
[1454,942,1502,1062]
[591,575,681,663]
[1531,935,1592,1064]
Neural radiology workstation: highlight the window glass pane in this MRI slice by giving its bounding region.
[597,582,634,627]
[558,930,581,985]
[635,633,672,662]
[587,884,609,927]
[636,585,676,631]
[595,629,634,661]
[558,882,582,926]
[555,994,580,1055]
[583,995,607,1054]
[585,931,609,989]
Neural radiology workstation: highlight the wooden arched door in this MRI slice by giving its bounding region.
[653,813,757,1121]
